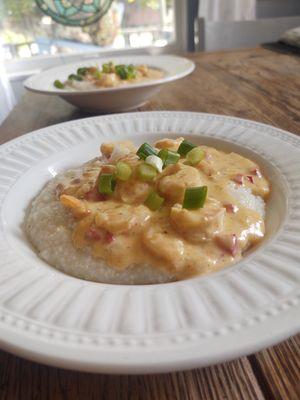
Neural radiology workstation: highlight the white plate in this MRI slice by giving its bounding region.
[0,112,299,374]
[24,55,195,113]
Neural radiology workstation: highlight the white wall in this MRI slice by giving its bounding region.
[257,0,300,18]
[201,15,300,51]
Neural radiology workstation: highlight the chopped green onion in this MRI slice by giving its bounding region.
[145,191,164,211]
[137,163,157,182]
[98,174,116,195]
[186,147,205,165]
[115,64,136,80]
[183,186,208,209]
[102,62,114,73]
[158,149,180,167]
[177,140,197,156]
[136,143,158,160]
[77,67,88,76]
[145,155,163,173]
[68,74,83,81]
[116,161,132,181]
[93,70,102,80]
[53,79,64,89]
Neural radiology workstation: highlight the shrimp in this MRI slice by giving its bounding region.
[60,194,90,218]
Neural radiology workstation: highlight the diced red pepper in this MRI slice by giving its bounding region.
[224,203,238,213]
[246,175,254,184]
[105,231,115,244]
[86,227,115,243]
[85,227,103,241]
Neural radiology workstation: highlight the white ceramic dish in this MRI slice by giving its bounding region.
[0,111,299,374]
[24,55,195,113]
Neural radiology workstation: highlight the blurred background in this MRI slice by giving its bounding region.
[1,0,300,122]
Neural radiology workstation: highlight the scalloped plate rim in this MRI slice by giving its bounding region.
[0,111,299,373]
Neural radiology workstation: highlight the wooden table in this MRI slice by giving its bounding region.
[0,47,299,400]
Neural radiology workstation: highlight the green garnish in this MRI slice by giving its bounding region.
[158,149,180,167]
[53,79,64,89]
[98,174,116,195]
[68,74,83,81]
[183,186,208,209]
[186,147,205,165]
[177,140,197,156]
[145,191,164,211]
[137,163,157,182]
[93,70,102,80]
[136,143,158,160]
[77,67,88,76]
[102,62,114,73]
[116,161,132,181]
[115,64,136,80]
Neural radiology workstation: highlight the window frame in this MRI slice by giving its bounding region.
[4,0,188,76]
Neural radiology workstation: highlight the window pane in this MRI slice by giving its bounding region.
[0,0,175,60]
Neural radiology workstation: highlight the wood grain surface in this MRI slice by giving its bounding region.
[0,47,299,400]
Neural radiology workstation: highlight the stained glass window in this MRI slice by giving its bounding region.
[0,0,175,60]
[35,0,113,26]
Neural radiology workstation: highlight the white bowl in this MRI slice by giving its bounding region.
[0,112,299,373]
[24,55,195,113]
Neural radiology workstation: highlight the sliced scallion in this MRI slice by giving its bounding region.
[136,143,158,160]
[177,139,197,156]
[116,161,132,181]
[186,147,205,165]
[137,163,157,182]
[53,79,64,89]
[145,155,163,173]
[115,64,136,80]
[158,149,180,167]
[93,70,102,80]
[77,67,88,76]
[98,174,116,195]
[183,186,208,209]
[102,62,114,73]
[145,191,164,211]
[68,74,83,81]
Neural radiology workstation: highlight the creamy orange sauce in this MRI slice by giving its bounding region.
[58,138,270,280]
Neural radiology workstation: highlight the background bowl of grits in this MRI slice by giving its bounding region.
[24,55,195,113]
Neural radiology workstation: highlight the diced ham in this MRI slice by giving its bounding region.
[250,168,262,178]
[215,233,238,257]
[84,187,106,202]
[232,174,243,185]
[246,175,254,184]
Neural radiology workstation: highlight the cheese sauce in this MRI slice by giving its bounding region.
[58,138,270,279]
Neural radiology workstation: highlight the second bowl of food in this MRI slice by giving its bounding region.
[24,55,195,113]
